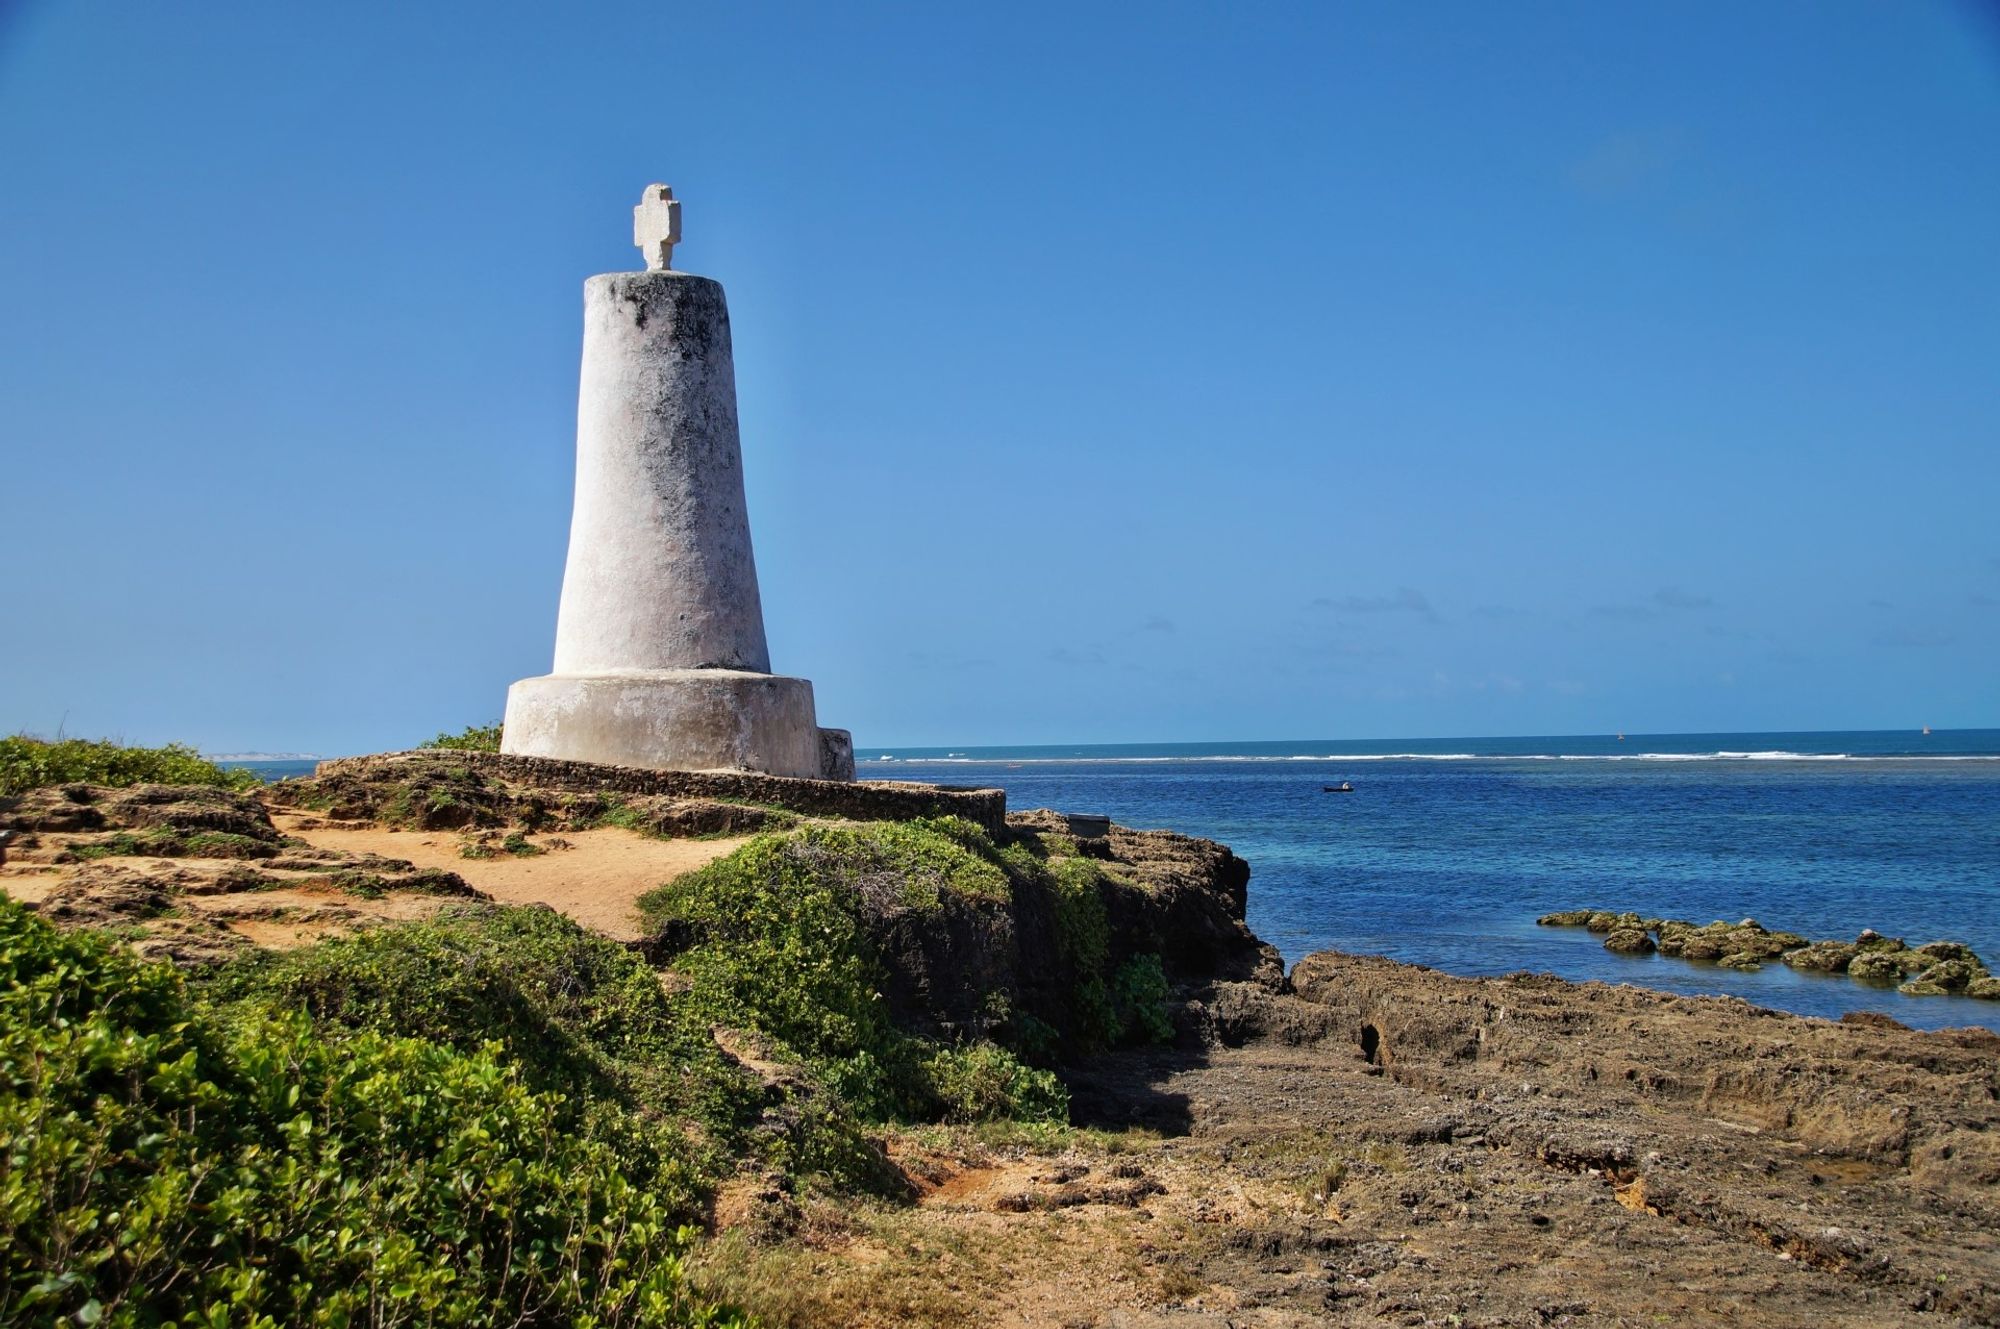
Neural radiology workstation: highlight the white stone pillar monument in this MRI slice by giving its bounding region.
[502,185,853,781]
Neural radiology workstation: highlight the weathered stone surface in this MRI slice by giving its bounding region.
[1849,950,1926,983]
[817,728,855,783]
[0,783,278,842]
[1911,958,1987,993]
[1783,940,1858,973]
[504,669,828,779]
[1198,950,2000,1325]
[298,750,1007,834]
[502,208,847,780]
[1602,927,1654,954]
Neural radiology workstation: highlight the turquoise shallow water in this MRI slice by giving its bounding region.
[863,731,2000,1033]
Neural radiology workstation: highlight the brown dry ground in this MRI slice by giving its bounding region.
[265,809,747,940]
[698,956,2000,1329]
[0,803,745,953]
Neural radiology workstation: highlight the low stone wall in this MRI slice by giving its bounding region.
[313,751,1007,833]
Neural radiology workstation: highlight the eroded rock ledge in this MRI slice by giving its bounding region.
[1053,950,2000,1326]
[298,749,1007,832]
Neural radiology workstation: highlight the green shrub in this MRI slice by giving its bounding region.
[642,834,915,1115]
[206,906,736,1203]
[0,735,260,796]
[1047,855,1110,972]
[1112,954,1175,1044]
[0,897,744,1328]
[640,827,1065,1125]
[419,721,503,752]
[923,1044,1068,1124]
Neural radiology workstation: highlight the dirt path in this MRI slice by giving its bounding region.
[271,812,747,940]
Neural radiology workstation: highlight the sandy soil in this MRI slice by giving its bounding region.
[269,811,747,940]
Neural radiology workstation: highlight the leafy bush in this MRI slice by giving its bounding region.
[1112,954,1175,1044]
[419,722,503,752]
[923,1044,1067,1124]
[640,826,1064,1125]
[206,905,742,1204]
[0,897,744,1328]
[642,833,918,1115]
[0,735,259,797]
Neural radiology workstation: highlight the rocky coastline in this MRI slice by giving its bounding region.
[5,748,1998,1326]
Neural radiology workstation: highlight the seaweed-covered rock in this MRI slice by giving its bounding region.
[1898,978,1949,997]
[1854,930,1906,954]
[1537,910,1596,927]
[1915,941,1983,966]
[1603,928,1655,955]
[1718,952,1763,971]
[1850,951,1920,984]
[1967,977,2000,1001]
[1783,941,1859,973]
[1654,920,1698,956]
[1912,959,1987,993]
[1678,930,1730,962]
[1659,921,1796,963]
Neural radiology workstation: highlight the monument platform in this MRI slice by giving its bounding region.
[502,669,851,782]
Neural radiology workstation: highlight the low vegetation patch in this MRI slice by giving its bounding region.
[64,827,280,861]
[0,896,743,1328]
[0,735,259,797]
[418,721,503,752]
[641,819,1179,1129]
[642,821,1063,1124]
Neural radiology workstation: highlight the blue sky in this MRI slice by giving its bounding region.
[2,1,1995,753]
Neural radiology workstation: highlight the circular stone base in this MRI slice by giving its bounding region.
[501,669,829,779]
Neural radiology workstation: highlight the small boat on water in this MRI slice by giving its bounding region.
[1322,782,1355,794]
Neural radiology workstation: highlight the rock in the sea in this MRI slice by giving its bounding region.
[1783,940,1858,973]
[1603,927,1655,955]
[1584,911,1623,933]
[1854,931,1907,954]
[1537,910,1596,927]
[1915,941,1983,966]
[1717,952,1763,971]
[1967,977,2000,1001]
[1912,959,1987,993]
[1654,920,1697,956]
[1664,921,1797,963]
[1850,950,1923,984]
[1898,978,1949,996]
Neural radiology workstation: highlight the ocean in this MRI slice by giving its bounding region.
[229,730,2000,1033]
[863,730,2000,1033]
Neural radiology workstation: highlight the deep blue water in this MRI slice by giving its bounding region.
[224,732,2000,1032]
[864,731,2000,1032]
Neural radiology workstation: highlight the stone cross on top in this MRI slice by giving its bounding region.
[633,183,682,271]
